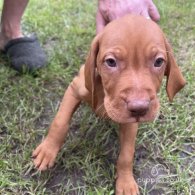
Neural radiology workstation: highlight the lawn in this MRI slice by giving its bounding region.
[0,0,194,194]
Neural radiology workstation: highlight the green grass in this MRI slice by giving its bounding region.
[0,0,194,194]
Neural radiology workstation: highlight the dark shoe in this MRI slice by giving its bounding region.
[4,35,47,73]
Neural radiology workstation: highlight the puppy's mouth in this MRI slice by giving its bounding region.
[109,113,156,123]
[131,115,154,123]
[104,98,159,124]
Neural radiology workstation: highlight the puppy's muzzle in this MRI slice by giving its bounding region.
[127,100,150,117]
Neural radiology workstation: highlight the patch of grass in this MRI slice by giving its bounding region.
[0,0,194,194]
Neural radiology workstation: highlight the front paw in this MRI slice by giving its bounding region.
[116,175,139,195]
[32,138,61,171]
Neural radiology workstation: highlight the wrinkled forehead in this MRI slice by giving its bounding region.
[99,15,166,52]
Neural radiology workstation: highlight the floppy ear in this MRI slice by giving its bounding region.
[165,39,186,101]
[84,33,101,108]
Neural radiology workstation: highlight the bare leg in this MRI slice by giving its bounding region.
[0,0,29,49]
[116,123,139,195]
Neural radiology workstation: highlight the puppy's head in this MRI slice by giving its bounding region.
[85,15,185,123]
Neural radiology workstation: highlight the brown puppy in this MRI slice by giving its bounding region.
[32,15,185,195]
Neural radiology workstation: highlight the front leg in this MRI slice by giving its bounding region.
[32,83,81,171]
[116,123,139,195]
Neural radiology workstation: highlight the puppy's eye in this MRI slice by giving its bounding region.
[105,58,117,67]
[154,57,164,67]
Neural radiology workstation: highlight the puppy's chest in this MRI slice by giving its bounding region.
[87,85,108,118]
[94,100,108,118]
[85,82,108,119]
[75,65,109,119]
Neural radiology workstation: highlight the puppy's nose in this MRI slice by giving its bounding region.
[127,100,150,117]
